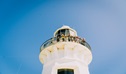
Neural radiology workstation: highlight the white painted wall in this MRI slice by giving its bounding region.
[39,42,92,74]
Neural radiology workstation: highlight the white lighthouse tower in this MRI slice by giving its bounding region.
[39,26,92,74]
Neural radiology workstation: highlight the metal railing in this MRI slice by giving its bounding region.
[40,36,91,52]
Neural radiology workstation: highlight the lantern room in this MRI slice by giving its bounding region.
[54,25,77,37]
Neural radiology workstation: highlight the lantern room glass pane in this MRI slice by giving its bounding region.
[69,30,75,36]
[60,29,65,35]
[65,29,70,36]
[55,29,76,37]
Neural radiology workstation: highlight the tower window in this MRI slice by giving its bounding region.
[58,69,74,74]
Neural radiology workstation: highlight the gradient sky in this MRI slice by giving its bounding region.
[0,0,126,74]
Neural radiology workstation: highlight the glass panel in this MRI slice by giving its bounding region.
[60,29,65,35]
[65,29,70,36]
[55,30,61,37]
[58,30,60,34]
[58,69,74,74]
[69,30,75,36]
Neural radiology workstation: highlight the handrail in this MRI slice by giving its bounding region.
[40,36,91,52]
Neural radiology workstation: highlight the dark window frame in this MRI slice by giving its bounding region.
[58,69,74,74]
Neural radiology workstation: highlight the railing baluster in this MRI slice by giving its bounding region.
[40,36,91,52]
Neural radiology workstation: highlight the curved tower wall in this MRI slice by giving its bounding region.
[39,26,92,74]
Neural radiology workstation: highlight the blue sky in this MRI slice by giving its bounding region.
[0,0,126,74]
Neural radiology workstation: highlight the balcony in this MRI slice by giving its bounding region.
[40,36,91,52]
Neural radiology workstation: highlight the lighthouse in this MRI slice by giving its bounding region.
[39,26,92,74]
